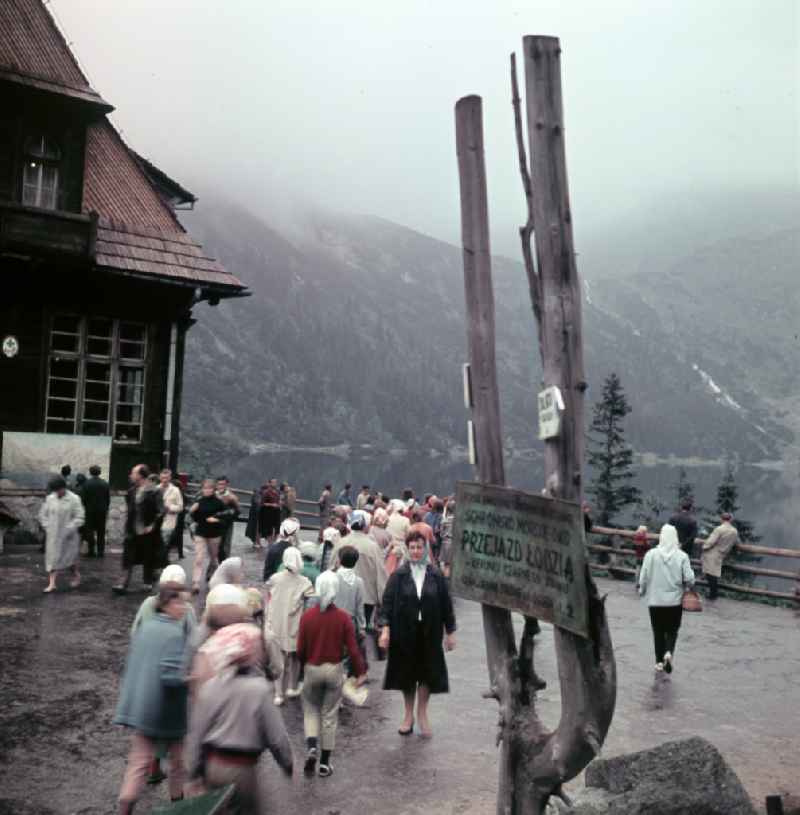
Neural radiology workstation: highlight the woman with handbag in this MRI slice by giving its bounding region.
[638,524,695,674]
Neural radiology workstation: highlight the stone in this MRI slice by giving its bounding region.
[562,736,756,815]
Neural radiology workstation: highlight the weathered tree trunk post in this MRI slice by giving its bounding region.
[455,40,616,815]
[455,95,519,813]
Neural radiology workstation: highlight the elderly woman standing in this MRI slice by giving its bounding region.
[379,529,456,738]
[297,571,367,778]
[114,585,192,813]
[266,547,314,705]
[185,623,294,812]
[39,475,85,593]
[638,523,695,674]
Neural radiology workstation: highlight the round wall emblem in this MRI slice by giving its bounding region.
[2,335,19,358]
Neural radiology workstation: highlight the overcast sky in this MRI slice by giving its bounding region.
[53,1,797,255]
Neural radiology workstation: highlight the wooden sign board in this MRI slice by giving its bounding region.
[450,481,589,638]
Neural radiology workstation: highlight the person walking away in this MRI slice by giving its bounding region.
[114,465,161,595]
[702,513,739,600]
[265,547,314,705]
[39,475,84,593]
[185,624,294,812]
[319,525,340,573]
[296,541,321,585]
[378,529,456,737]
[356,485,370,510]
[245,485,261,549]
[129,565,196,786]
[369,507,391,553]
[633,525,650,587]
[114,585,191,813]
[189,479,227,595]
[333,511,386,634]
[82,465,110,558]
[638,524,695,674]
[209,556,245,591]
[259,479,281,549]
[215,476,240,562]
[297,571,367,778]
[439,498,455,579]
[331,546,368,673]
[158,469,184,567]
[386,499,411,575]
[318,483,333,540]
[424,499,444,562]
[669,499,699,560]
[336,482,353,508]
[263,517,301,581]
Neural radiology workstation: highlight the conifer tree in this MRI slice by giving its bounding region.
[708,463,759,543]
[673,467,695,507]
[587,372,640,526]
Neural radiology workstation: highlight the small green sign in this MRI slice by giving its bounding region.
[450,481,589,638]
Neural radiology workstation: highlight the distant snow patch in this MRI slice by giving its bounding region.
[692,364,743,412]
[584,279,593,305]
[401,271,416,284]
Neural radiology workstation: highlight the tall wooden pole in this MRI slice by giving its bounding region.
[455,95,518,814]
[519,35,616,810]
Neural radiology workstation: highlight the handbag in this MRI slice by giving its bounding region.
[682,588,703,612]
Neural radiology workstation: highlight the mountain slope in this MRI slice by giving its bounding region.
[177,199,793,473]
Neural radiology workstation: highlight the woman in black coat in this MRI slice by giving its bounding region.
[378,529,456,738]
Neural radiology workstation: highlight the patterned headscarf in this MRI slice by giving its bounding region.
[199,622,262,677]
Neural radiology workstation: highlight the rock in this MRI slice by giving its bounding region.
[563,736,756,815]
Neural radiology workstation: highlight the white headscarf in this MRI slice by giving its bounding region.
[209,556,244,590]
[299,540,320,562]
[316,570,340,611]
[206,583,249,609]
[282,546,303,574]
[159,564,187,586]
[280,517,300,538]
[389,499,406,514]
[657,524,680,560]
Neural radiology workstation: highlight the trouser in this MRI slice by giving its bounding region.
[160,527,175,565]
[648,605,683,663]
[302,662,344,750]
[192,536,220,589]
[219,524,234,561]
[85,516,106,556]
[119,732,184,804]
[706,574,719,599]
[279,651,301,695]
[205,756,260,815]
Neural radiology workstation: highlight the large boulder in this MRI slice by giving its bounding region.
[556,736,756,815]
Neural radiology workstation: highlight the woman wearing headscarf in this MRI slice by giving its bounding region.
[131,565,197,637]
[378,528,456,738]
[185,623,294,813]
[369,507,391,552]
[114,585,192,813]
[263,517,300,581]
[297,571,367,778]
[265,546,314,705]
[39,475,85,593]
[208,556,244,591]
[385,499,410,576]
[638,523,695,674]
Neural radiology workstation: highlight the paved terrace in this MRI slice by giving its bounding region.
[0,528,798,814]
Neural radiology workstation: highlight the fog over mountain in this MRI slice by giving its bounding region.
[178,187,798,475]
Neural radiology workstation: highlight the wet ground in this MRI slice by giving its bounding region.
[1,528,798,814]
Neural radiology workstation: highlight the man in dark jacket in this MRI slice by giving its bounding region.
[82,465,111,557]
[669,499,699,559]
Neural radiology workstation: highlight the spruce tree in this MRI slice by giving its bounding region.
[587,372,641,526]
[673,467,695,507]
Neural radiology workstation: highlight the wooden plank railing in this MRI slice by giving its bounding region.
[587,525,800,602]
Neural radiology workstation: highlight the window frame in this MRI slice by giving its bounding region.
[45,314,148,443]
[22,133,62,210]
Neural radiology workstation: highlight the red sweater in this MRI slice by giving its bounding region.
[296,605,366,676]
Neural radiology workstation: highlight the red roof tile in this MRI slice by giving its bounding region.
[0,0,110,107]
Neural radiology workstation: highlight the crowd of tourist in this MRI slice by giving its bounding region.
[36,466,746,812]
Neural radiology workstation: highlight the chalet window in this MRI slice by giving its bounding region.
[45,315,148,442]
[22,134,61,210]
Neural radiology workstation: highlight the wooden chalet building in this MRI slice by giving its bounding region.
[0,0,246,489]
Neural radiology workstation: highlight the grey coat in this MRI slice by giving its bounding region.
[114,614,190,740]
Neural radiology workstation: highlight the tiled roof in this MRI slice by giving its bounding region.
[95,219,244,290]
[1,0,245,294]
[0,0,111,109]
[83,122,181,232]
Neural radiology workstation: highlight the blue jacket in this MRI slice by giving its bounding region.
[114,613,190,740]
